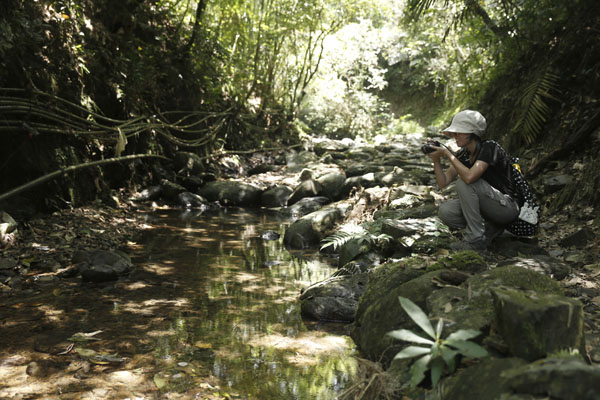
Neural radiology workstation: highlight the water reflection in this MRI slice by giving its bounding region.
[138,208,357,398]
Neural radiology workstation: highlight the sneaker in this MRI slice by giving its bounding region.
[449,238,488,251]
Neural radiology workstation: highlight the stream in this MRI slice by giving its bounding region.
[133,207,357,398]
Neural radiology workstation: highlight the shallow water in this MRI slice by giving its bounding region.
[136,208,357,399]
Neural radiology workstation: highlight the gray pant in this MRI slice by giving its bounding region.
[439,178,519,243]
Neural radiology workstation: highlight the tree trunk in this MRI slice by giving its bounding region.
[185,0,207,54]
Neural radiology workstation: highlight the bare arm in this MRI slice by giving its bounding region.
[428,146,489,188]
[432,155,457,189]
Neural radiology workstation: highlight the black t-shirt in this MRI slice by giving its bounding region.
[457,140,517,200]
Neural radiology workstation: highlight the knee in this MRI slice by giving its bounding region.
[454,178,469,194]
[438,202,455,225]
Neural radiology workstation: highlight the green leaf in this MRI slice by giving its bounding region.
[445,329,481,342]
[430,342,440,358]
[388,329,435,345]
[393,346,431,360]
[435,318,444,340]
[430,356,444,388]
[409,354,431,388]
[445,339,488,358]
[398,296,436,340]
[439,346,458,372]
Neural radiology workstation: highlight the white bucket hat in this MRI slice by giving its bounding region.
[442,110,487,137]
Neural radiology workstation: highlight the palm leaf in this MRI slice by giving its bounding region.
[513,70,560,144]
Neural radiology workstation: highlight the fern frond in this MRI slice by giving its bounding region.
[320,231,358,251]
[513,70,560,144]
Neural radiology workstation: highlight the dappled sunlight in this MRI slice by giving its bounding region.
[142,262,175,275]
[1,208,354,399]
[248,331,352,362]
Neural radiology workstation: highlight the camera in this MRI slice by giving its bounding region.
[421,140,441,154]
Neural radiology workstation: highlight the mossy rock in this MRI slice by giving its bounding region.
[439,358,527,400]
[504,356,600,399]
[427,250,487,273]
[492,288,585,361]
[426,265,563,340]
[351,269,445,366]
[465,266,563,296]
[354,259,426,322]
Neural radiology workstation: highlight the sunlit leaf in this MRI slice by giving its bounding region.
[393,346,431,360]
[398,296,436,339]
[75,348,97,357]
[68,330,103,342]
[445,329,480,342]
[387,329,434,345]
[435,318,443,339]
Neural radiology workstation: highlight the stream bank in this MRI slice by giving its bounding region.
[2,131,600,399]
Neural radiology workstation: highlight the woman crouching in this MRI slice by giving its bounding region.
[426,110,519,251]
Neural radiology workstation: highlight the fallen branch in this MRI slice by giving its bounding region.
[0,154,170,203]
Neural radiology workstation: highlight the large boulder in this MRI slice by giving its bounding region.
[439,358,527,400]
[505,356,600,400]
[496,255,571,280]
[283,203,349,249]
[317,172,346,201]
[313,139,349,156]
[160,179,186,201]
[351,268,443,365]
[299,273,369,322]
[351,264,564,366]
[341,173,378,196]
[279,196,331,219]
[287,179,323,205]
[261,185,293,207]
[74,249,134,282]
[491,288,585,361]
[197,181,263,206]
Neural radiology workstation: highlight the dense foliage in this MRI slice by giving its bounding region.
[0,0,598,210]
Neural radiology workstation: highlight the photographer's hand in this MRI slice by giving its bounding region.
[429,147,457,189]
[426,145,447,160]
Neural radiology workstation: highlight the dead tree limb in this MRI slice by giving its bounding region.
[0,154,170,204]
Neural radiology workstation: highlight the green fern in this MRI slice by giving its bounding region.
[320,223,392,251]
[513,70,560,144]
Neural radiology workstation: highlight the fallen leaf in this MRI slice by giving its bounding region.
[68,330,103,342]
[443,302,453,313]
